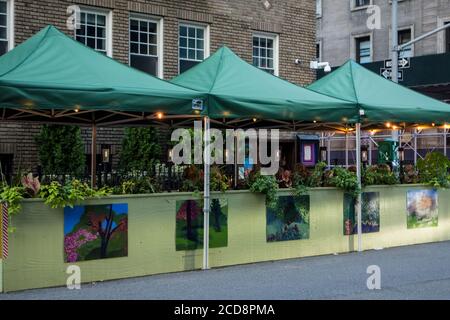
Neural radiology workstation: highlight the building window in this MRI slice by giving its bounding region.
[75,8,111,56]
[316,0,322,17]
[355,0,370,8]
[179,24,208,74]
[446,22,450,53]
[0,0,13,56]
[252,33,278,75]
[316,42,321,62]
[398,29,412,58]
[130,16,162,77]
[356,36,371,64]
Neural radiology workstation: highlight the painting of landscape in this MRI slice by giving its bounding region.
[64,204,128,263]
[407,189,438,229]
[266,195,310,242]
[343,192,380,235]
[176,199,228,251]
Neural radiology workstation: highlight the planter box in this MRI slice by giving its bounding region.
[1,185,449,292]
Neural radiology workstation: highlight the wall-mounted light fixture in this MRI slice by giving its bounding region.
[361,145,368,166]
[320,146,327,163]
[101,144,111,163]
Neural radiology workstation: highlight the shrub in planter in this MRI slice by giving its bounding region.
[325,167,360,198]
[119,127,161,173]
[402,164,419,184]
[363,164,398,186]
[417,152,450,188]
[35,125,85,177]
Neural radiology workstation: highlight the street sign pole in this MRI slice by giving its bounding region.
[391,0,399,141]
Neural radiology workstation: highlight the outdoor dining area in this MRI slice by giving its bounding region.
[1,25,450,292]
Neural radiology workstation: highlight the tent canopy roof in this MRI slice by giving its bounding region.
[308,60,450,124]
[172,46,356,122]
[0,25,203,116]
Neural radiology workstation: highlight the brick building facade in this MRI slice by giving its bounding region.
[0,0,316,177]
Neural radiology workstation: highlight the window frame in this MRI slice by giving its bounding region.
[129,13,164,79]
[0,0,14,55]
[74,6,113,57]
[178,22,210,75]
[351,0,372,11]
[437,16,450,53]
[316,0,322,18]
[354,35,372,64]
[316,40,322,62]
[397,27,414,58]
[252,32,279,76]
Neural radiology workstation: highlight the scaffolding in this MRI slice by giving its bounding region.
[319,128,449,167]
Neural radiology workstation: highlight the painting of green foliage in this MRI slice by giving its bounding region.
[266,195,310,242]
[407,189,438,229]
[176,199,228,251]
[343,192,380,235]
[64,204,128,263]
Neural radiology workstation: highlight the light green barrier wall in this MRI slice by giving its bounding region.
[2,185,450,292]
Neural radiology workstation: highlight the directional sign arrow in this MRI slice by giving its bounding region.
[381,68,391,79]
[399,57,410,68]
[380,68,404,81]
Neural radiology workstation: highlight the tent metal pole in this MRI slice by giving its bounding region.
[345,133,349,168]
[356,123,363,252]
[414,129,418,165]
[203,116,211,270]
[327,134,331,168]
[91,123,97,188]
[444,128,447,157]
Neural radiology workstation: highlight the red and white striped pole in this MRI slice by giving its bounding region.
[1,202,8,259]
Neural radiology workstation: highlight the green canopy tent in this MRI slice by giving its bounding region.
[0,25,206,186]
[172,46,356,128]
[172,46,360,268]
[308,60,450,125]
[308,59,450,252]
[0,25,205,125]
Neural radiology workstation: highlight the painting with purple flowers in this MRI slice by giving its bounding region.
[64,203,128,263]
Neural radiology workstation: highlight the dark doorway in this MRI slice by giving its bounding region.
[0,154,14,184]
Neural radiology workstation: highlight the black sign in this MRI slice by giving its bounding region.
[380,68,404,81]
[384,57,410,69]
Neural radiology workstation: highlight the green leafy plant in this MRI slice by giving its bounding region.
[39,180,112,209]
[35,125,85,177]
[249,171,279,208]
[308,162,327,187]
[0,184,25,233]
[180,165,203,192]
[363,164,398,186]
[402,164,419,184]
[210,166,230,192]
[115,177,160,195]
[417,152,450,188]
[119,127,161,173]
[326,167,360,198]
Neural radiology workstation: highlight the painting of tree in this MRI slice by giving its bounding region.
[64,204,128,262]
[175,199,228,251]
[343,192,380,235]
[407,189,438,229]
[266,195,310,242]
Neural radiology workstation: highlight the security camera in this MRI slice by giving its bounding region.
[295,59,302,65]
[310,61,332,72]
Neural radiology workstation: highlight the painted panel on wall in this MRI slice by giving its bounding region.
[176,199,228,251]
[407,189,438,229]
[64,204,128,263]
[343,192,380,235]
[266,195,310,242]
